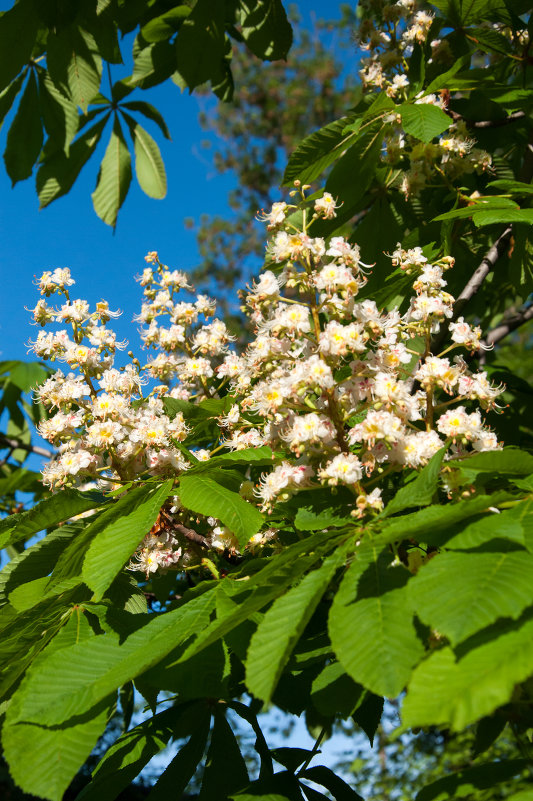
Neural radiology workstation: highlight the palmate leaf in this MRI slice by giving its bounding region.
[4,71,43,184]
[179,472,263,549]
[246,549,347,704]
[75,703,201,801]
[82,480,173,601]
[123,114,167,199]
[37,116,109,208]
[91,115,132,227]
[7,587,217,726]
[329,549,423,698]
[408,550,533,645]
[402,614,533,731]
[140,5,191,43]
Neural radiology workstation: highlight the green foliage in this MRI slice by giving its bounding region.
[3,2,533,800]
[0,0,293,227]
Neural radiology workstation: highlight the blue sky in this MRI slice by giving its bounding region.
[0,0,357,364]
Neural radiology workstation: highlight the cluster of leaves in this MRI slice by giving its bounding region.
[3,1,533,800]
[0,0,292,227]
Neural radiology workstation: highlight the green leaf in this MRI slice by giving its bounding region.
[179,472,263,549]
[7,360,47,392]
[487,179,533,195]
[92,115,132,227]
[199,709,249,800]
[378,494,509,547]
[174,0,228,92]
[3,696,113,801]
[300,767,363,801]
[399,103,451,142]
[455,447,533,479]
[415,760,528,801]
[0,0,39,89]
[403,615,533,730]
[37,116,108,208]
[311,662,364,718]
[282,115,358,187]
[408,550,533,645]
[4,71,42,184]
[124,116,167,199]
[238,0,293,61]
[37,68,79,153]
[140,5,191,43]
[186,446,274,474]
[0,73,25,132]
[129,41,177,89]
[0,488,105,551]
[382,447,446,517]
[445,501,531,550]
[121,100,171,139]
[246,552,344,703]
[432,198,518,222]
[8,588,217,726]
[147,707,211,800]
[47,25,102,113]
[329,551,423,697]
[76,708,177,801]
[82,480,173,601]
[472,208,533,227]
[176,535,338,668]
[294,507,353,531]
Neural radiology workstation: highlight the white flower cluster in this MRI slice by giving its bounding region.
[29,190,504,573]
[356,0,492,195]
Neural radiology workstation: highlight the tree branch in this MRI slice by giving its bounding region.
[483,304,533,349]
[0,433,54,460]
[446,109,525,128]
[431,226,513,354]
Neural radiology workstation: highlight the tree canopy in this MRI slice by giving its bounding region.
[2,0,533,800]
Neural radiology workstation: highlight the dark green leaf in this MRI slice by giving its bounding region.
[199,709,249,800]
[4,71,42,184]
[174,0,228,92]
[300,767,363,801]
[37,116,108,208]
[237,0,293,61]
[0,73,25,132]
[0,0,39,89]
[416,760,528,801]
[140,5,191,43]
[282,115,358,187]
